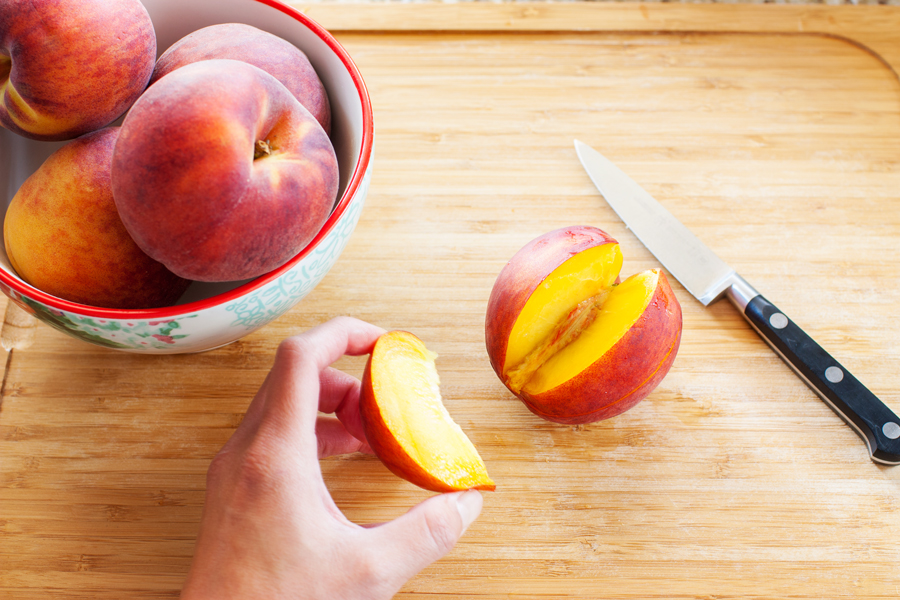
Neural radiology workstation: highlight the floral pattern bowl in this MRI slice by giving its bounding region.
[0,0,373,354]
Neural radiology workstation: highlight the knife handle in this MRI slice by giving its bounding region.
[736,294,900,465]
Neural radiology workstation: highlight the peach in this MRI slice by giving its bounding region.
[361,331,496,493]
[150,23,331,135]
[0,0,156,141]
[485,226,682,424]
[3,127,191,309]
[111,59,339,282]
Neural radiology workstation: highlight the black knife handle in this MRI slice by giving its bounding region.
[742,295,900,465]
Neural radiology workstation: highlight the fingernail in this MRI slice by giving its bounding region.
[455,489,483,535]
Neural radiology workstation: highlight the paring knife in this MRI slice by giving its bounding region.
[574,139,900,466]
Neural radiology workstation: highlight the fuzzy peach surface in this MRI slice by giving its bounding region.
[111,60,339,282]
[0,0,156,141]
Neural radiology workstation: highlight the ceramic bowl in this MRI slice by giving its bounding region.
[0,0,373,354]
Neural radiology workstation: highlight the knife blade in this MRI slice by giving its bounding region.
[574,139,900,466]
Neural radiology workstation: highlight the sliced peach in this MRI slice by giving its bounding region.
[361,331,495,493]
[485,226,682,424]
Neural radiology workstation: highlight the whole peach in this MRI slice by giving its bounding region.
[0,0,156,141]
[150,23,331,135]
[3,128,191,309]
[111,60,339,282]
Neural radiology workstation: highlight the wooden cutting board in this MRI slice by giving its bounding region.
[2,3,900,598]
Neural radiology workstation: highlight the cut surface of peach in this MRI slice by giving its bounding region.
[503,241,661,395]
[519,269,662,395]
[362,331,495,493]
[503,242,623,376]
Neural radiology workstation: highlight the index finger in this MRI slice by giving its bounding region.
[261,316,385,437]
[288,315,386,372]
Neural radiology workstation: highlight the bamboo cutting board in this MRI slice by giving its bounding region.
[2,3,900,598]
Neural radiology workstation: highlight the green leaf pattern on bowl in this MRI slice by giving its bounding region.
[14,294,198,350]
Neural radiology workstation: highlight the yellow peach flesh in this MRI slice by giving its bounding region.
[523,269,660,395]
[505,289,611,393]
[371,335,494,490]
[504,243,623,374]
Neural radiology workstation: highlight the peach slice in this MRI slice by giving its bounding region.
[361,331,495,493]
[485,226,682,424]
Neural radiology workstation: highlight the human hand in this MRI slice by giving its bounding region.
[180,316,484,600]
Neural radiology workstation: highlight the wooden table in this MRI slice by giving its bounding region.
[2,2,900,598]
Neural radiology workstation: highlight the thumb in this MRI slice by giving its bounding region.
[372,490,483,585]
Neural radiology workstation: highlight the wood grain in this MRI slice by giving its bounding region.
[2,4,900,599]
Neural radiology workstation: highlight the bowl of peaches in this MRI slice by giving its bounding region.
[0,0,372,353]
